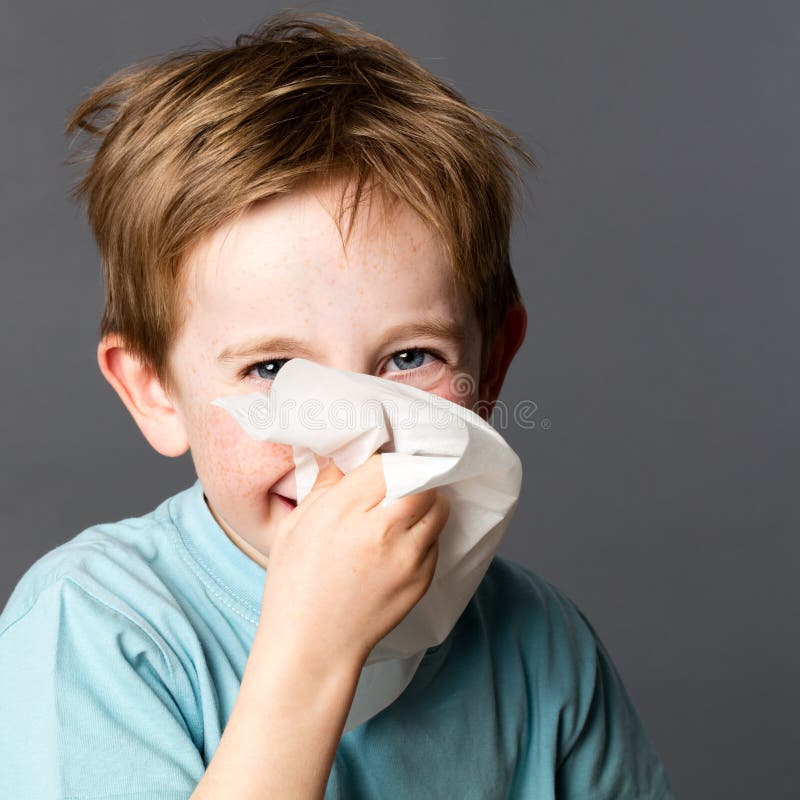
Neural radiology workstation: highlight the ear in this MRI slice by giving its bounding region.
[96,334,189,457]
[476,301,528,421]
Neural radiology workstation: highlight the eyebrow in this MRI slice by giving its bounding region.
[216,317,469,363]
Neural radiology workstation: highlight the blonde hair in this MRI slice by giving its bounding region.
[64,10,537,398]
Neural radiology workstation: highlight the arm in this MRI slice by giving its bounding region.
[191,454,449,800]
[193,454,448,799]
[191,619,364,800]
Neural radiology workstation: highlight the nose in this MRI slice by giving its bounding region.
[313,356,372,376]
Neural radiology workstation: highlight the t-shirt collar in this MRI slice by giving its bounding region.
[169,477,267,618]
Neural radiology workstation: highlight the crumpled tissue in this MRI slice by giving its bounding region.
[210,356,523,732]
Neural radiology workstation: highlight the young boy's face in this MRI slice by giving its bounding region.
[128,180,491,565]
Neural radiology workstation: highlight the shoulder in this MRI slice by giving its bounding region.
[475,552,568,606]
[0,497,205,729]
[0,495,187,659]
[0,507,208,797]
[473,553,600,659]
[469,555,623,744]
[473,554,620,718]
[472,556,677,798]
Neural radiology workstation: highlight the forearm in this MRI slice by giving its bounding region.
[191,622,363,800]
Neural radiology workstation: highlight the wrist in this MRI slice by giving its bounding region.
[252,617,367,687]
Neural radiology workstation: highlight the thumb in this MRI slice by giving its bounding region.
[310,453,345,491]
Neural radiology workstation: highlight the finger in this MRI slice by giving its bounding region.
[310,454,345,491]
[335,452,388,511]
[406,491,450,553]
[378,486,438,528]
[418,536,440,588]
[313,453,331,470]
[293,455,345,517]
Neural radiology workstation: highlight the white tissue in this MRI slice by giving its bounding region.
[210,357,523,732]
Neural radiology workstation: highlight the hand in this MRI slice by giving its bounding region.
[255,453,449,670]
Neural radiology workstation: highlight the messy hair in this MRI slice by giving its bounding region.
[64,9,537,399]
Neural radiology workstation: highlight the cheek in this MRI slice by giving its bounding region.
[190,407,294,492]
[428,367,480,410]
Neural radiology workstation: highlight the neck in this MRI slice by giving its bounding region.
[203,494,270,570]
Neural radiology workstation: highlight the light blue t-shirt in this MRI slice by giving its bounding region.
[0,479,676,799]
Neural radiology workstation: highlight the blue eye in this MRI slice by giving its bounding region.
[240,348,445,384]
[385,349,436,373]
[241,358,290,383]
[254,360,288,380]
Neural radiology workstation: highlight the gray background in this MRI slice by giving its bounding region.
[2,1,797,797]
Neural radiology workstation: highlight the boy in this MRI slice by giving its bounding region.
[0,10,677,799]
